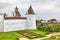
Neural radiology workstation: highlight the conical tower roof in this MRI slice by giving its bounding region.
[15,6,18,9]
[27,5,35,15]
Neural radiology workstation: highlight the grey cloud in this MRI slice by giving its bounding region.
[55,3,60,8]
[0,3,12,9]
[0,0,60,20]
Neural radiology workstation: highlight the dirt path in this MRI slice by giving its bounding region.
[32,33,60,40]
[19,33,60,40]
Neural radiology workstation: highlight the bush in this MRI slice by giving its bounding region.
[37,24,60,32]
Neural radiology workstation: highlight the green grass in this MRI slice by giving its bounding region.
[0,30,46,40]
[0,30,59,40]
[43,38,60,40]
[50,32,60,34]
[0,31,23,40]
[28,30,46,35]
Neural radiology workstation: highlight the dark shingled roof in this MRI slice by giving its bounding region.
[27,5,35,15]
[4,17,27,20]
[4,6,27,20]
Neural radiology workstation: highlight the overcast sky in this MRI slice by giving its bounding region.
[0,0,60,20]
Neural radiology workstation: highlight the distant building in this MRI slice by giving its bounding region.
[41,20,47,23]
[47,20,60,24]
[0,5,36,32]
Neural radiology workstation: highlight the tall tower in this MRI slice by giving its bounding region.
[15,6,21,17]
[26,5,36,29]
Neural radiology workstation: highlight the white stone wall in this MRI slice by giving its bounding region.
[4,19,27,32]
[26,15,36,29]
[0,15,4,32]
[0,14,36,32]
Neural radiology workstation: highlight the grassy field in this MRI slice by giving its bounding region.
[0,31,23,40]
[0,30,60,40]
[0,30,46,40]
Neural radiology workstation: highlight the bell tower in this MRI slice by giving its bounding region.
[15,6,21,17]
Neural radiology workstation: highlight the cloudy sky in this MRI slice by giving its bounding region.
[0,0,60,20]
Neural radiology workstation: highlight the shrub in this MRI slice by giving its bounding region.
[37,24,60,32]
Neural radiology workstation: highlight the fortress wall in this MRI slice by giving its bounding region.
[0,15,4,32]
[4,19,27,32]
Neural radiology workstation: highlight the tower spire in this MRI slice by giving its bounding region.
[27,5,35,15]
[15,6,18,9]
[15,6,21,17]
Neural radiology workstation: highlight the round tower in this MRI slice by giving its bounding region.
[26,5,36,29]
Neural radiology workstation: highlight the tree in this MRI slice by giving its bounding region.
[48,20,50,22]
[50,18,56,21]
[36,20,41,23]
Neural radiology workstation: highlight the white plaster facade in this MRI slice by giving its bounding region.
[0,14,36,32]
[4,19,27,32]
